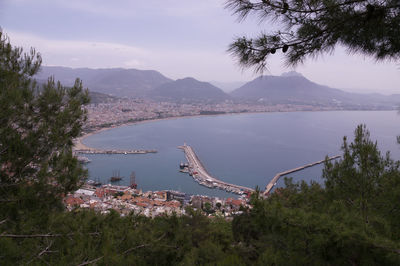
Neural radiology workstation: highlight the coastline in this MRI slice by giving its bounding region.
[74,112,266,150]
[74,108,390,150]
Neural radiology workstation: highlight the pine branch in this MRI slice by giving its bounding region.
[78,233,166,266]
[27,240,57,264]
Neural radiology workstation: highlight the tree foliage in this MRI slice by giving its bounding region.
[226,0,400,70]
[232,125,400,264]
[0,31,89,219]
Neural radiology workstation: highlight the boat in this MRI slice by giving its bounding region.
[110,176,122,182]
[87,178,102,186]
[93,177,102,186]
[110,170,123,182]
[130,171,137,189]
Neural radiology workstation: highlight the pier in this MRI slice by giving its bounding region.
[263,155,341,196]
[179,144,254,195]
[75,149,157,155]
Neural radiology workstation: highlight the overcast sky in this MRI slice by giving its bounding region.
[0,0,399,94]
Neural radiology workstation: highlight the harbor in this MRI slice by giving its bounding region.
[179,144,254,195]
[179,143,341,197]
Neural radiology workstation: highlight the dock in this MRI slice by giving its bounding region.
[75,149,157,155]
[263,155,341,196]
[179,144,254,195]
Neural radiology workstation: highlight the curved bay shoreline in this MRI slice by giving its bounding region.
[74,111,267,150]
[74,108,390,151]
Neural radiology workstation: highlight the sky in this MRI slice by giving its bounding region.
[0,0,399,94]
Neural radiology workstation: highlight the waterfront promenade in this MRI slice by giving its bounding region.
[179,144,254,195]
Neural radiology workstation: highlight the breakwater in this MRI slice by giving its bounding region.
[75,149,157,154]
[263,155,341,196]
[179,144,254,195]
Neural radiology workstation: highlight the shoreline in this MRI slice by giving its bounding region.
[74,109,392,150]
[74,111,266,150]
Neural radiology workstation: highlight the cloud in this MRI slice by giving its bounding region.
[3,30,258,81]
[124,59,141,68]
[5,30,149,68]
[18,0,226,20]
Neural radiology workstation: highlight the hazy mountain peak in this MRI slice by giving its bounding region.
[35,66,172,97]
[148,77,229,103]
[178,77,197,82]
[281,71,304,78]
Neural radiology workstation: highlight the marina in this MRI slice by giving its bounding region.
[179,144,254,195]
[180,143,341,196]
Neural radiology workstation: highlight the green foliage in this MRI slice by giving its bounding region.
[0,31,89,219]
[0,209,237,265]
[226,0,400,70]
[232,125,400,264]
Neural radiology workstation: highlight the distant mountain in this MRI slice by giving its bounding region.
[147,77,230,103]
[36,66,172,97]
[231,73,399,109]
[210,81,247,93]
[280,71,304,78]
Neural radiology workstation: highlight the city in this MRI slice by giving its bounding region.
[83,98,336,134]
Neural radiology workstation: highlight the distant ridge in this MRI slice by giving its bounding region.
[147,77,230,103]
[36,66,173,97]
[280,71,304,77]
[231,72,399,109]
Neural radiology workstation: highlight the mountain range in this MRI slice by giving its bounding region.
[147,77,229,103]
[231,72,400,109]
[36,66,399,109]
[36,66,172,98]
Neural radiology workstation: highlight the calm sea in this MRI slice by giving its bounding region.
[83,111,400,198]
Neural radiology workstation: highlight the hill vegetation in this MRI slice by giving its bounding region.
[88,91,118,104]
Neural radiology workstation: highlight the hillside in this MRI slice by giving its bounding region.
[147,77,230,103]
[88,91,118,104]
[36,66,173,97]
[231,73,399,109]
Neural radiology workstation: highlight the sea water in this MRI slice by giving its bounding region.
[83,111,400,197]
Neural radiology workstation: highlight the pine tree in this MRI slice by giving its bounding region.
[0,31,89,219]
[226,0,400,71]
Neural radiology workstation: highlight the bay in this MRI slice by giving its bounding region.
[83,111,400,198]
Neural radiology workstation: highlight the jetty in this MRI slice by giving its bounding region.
[263,155,341,196]
[179,144,254,195]
[75,149,157,155]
